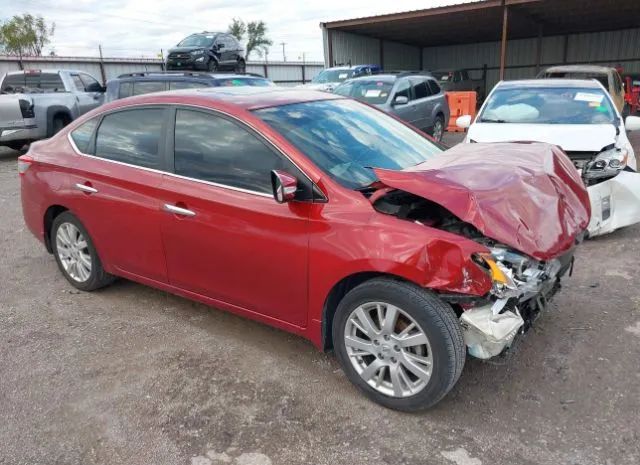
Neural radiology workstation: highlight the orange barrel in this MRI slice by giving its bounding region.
[445,91,477,132]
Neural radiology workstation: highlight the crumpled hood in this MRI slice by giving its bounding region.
[374,142,591,260]
[467,123,616,152]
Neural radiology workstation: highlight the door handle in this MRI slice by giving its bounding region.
[163,203,196,217]
[75,183,98,194]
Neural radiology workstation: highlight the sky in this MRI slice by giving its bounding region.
[2,0,471,62]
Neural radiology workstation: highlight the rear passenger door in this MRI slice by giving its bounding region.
[66,107,170,283]
[158,107,312,327]
[410,77,435,130]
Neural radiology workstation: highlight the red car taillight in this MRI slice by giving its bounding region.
[17,155,33,175]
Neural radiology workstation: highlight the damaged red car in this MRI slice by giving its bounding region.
[19,87,590,411]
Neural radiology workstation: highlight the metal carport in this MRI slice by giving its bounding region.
[321,0,640,92]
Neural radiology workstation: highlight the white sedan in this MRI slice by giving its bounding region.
[457,78,640,237]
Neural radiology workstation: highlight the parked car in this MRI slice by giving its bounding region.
[333,72,449,141]
[457,79,640,237]
[304,64,381,92]
[431,68,485,102]
[0,69,104,151]
[166,32,245,73]
[105,71,274,102]
[623,74,640,116]
[19,87,589,411]
[538,65,625,114]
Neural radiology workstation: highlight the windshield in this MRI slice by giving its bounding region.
[215,77,273,87]
[311,69,354,84]
[177,34,215,47]
[254,99,443,189]
[333,80,393,105]
[479,86,616,124]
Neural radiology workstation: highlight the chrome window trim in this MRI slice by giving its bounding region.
[67,101,319,200]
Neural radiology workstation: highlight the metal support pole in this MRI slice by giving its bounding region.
[499,1,508,81]
[535,24,543,74]
[327,29,334,67]
[562,35,569,63]
[98,44,107,86]
[379,39,384,69]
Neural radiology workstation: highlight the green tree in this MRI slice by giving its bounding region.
[0,13,55,57]
[227,18,272,60]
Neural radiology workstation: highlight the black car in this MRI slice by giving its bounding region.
[166,32,245,73]
[105,72,274,102]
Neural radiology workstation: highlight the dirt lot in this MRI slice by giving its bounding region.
[0,137,639,465]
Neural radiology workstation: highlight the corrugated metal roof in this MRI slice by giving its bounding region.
[322,0,640,47]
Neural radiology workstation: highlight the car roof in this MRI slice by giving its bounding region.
[111,72,267,82]
[104,86,343,112]
[543,64,614,74]
[5,69,79,75]
[343,75,397,83]
[497,78,604,89]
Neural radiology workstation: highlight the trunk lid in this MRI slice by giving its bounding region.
[373,142,590,260]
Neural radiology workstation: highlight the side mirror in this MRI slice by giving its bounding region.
[456,114,472,129]
[625,115,640,131]
[217,43,225,50]
[86,82,105,93]
[271,170,297,203]
[393,95,409,106]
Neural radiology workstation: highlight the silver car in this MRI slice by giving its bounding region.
[334,72,450,141]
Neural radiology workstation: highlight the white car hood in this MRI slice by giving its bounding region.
[467,123,617,152]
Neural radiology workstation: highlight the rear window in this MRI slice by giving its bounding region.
[1,72,65,93]
[545,72,609,90]
[334,80,393,104]
[427,80,441,95]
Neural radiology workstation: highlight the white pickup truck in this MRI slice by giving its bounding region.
[0,69,105,151]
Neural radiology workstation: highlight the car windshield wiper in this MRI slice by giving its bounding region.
[479,118,507,123]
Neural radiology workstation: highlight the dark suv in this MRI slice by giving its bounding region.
[166,32,245,73]
[105,72,274,102]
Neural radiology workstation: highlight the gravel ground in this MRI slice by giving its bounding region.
[0,135,639,465]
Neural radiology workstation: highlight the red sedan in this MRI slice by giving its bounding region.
[19,87,590,410]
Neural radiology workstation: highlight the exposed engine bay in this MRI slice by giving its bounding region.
[372,189,574,359]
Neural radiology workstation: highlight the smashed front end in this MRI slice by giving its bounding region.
[370,142,591,360]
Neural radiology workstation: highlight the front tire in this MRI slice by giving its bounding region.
[51,212,115,291]
[333,278,465,411]
[207,59,219,72]
[235,59,246,74]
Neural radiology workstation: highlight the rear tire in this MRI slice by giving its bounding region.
[430,115,445,142]
[51,212,115,291]
[333,278,465,411]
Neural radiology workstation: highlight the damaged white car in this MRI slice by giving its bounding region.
[457,78,640,237]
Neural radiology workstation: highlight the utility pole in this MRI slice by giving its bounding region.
[98,44,107,87]
[280,42,287,62]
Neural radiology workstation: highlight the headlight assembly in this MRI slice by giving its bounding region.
[583,146,628,184]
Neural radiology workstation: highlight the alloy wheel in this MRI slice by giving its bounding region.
[433,119,444,141]
[56,222,92,282]
[344,301,433,398]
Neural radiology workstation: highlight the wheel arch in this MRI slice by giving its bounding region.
[43,204,69,253]
[321,271,418,352]
[46,106,73,137]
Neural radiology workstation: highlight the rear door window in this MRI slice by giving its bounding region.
[118,82,133,98]
[168,81,209,90]
[132,81,166,96]
[411,79,432,99]
[173,109,288,194]
[70,118,99,153]
[427,79,441,95]
[94,108,165,169]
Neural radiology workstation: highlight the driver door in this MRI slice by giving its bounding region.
[390,79,418,126]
